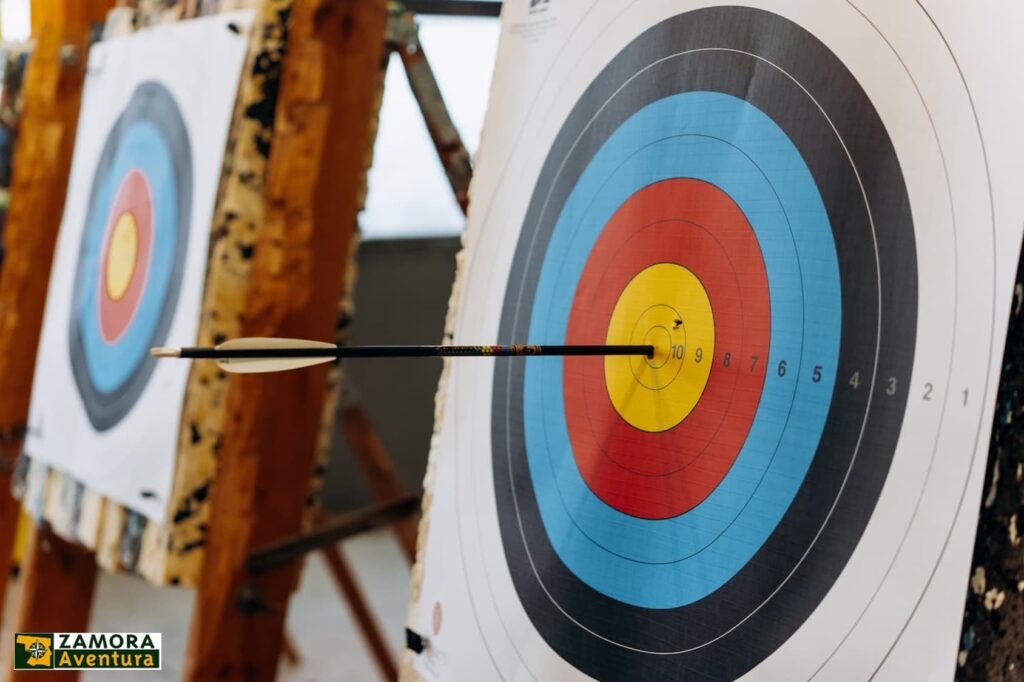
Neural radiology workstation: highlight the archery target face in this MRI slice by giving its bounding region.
[69,81,192,431]
[411,1,1024,680]
[25,13,252,520]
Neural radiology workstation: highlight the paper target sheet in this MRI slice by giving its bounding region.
[25,12,253,521]
[408,1,1024,680]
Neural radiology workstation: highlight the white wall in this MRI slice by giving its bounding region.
[1,0,30,42]
[361,15,500,240]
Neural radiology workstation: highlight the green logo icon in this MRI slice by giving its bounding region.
[13,634,54,670]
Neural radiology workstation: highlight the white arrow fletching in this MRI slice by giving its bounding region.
[215,337,336,374]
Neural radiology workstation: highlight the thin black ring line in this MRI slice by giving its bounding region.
[869,1,998,676]
[807,2,964,678]
[503,51,872,656]
[624,303,686,391]
[640,325,675,371]
[640,324,676,369]
[626,305,686,390]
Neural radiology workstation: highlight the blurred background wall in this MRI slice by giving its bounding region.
[322,236,460,512]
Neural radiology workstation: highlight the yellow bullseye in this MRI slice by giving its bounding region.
[605,263,715,432]
[105,212,139,301]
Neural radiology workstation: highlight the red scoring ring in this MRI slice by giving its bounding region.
[98,169,154,343]
[563,179,770,519]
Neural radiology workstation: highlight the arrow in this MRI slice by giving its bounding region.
[151,337,654,374]
[673,319,683,329]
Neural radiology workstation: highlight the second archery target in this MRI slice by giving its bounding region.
[411,2,1024,680]
[25,15,251,521]
[69,82,192,431]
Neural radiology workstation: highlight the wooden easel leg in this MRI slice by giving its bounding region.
[0,462,19,591]
[280,633,302,667]
[340,404,418,562]
[321,545,397,681]
[3,523,98,682]
[391,12,473,215]
[0,0,113,624]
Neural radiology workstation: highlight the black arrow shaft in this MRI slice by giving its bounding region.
[178,344,653,360]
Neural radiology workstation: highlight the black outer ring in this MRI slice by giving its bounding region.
[68,81,193,432]
[490,7,918,679]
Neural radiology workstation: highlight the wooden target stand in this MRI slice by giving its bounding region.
[0,0,478,678]
[244,6,477,676]
[4,1,1024,681]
